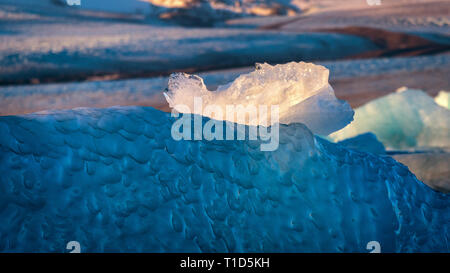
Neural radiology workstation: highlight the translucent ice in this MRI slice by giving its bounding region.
[164,62,354,135]
[330,89,450,150]
[435,91,450,109]
[0,106,448,252]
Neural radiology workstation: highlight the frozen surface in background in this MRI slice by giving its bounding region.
[330,89,450,150]
[0,77,169,116]
[1,54,448,116]
[0,23,374,84]
[0,0,377,85]
[0,106,448,252]
[165,62,354,135]
[435,91,450,109]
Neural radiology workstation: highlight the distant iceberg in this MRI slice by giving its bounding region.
[330,89,450,150]
[165,62,354,136]
[0,106,448,252]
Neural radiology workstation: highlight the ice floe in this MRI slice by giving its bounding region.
[164,62,354,135]
[330,89,450,150]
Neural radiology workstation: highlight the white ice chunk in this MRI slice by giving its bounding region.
[164,62,354,135]
[435,91,450,109]
[330,89,450,149]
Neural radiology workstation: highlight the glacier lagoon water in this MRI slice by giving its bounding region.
[0,106,448,252]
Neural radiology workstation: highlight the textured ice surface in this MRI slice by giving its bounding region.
[330,89,450,150]
[336,133,385,155]
[165,62,354,135]
[435,91,450,109]
[0,106,448,252]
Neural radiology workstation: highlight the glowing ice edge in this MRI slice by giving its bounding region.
[164,62,354,136]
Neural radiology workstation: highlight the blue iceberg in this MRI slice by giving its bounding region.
[0,106,448,252]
